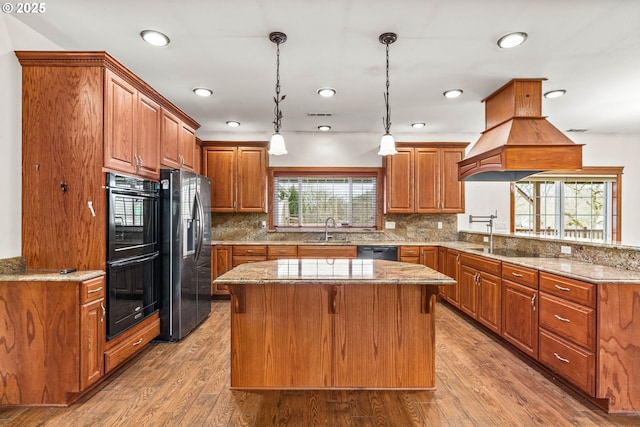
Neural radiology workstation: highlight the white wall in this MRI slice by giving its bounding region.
[0,15,60,258]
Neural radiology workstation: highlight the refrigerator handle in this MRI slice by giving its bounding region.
[194,190,205,261]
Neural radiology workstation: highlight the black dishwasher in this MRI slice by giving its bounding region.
[356,245,398,261]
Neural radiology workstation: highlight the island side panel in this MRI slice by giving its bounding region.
[229,283,332,388]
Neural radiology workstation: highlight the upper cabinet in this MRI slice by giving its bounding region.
[104,70,161,179]
[160,108,197,172]
[202,142,268,212]
[384,143,469,214]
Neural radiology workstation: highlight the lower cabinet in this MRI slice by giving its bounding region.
[80,277,107,390]
[442,249,460,307]
[104,313,160,374]
[399,246,420,263]
[419,246,439,270]
[458,253,501,335]
[501,263,539,359]
[212,245,233,296]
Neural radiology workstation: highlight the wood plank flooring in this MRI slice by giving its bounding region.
[1,300,639,426]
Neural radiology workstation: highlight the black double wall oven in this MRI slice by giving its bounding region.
[106,173,160,339]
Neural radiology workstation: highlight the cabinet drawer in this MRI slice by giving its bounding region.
[539,329,595,395]
[539,272,595,308]
[267,245,297,257]
[502,263,538,289]
[81,277,106,304]
[232,255,267,267]
[104,315,160,374]
[233,245,267,256]
[539,293,595,350]
[459,253,501,276]
[297,245,357,259]
[400,246,420,257]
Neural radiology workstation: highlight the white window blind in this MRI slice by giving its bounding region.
[273,174,378,229]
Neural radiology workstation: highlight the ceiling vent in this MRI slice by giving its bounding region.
[458,78,583,181]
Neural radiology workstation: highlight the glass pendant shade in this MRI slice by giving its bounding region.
[378,133,397,156]
[268,132,287,155]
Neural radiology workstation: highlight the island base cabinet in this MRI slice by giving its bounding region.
[228,283,437,389]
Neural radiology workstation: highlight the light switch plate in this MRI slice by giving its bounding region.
[561,245,572,254]
[437,222,443,229]
[385,221,396,229]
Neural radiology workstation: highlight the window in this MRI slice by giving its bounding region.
[270,168,383,230]
[511,167,622,243]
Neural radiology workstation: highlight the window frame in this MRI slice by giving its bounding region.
[510,166,623,243]
[268,167,384,231]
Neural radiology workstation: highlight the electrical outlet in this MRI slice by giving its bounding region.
[385,221,396,229]
[561,245,572,254]
[260,220,266,229]
[483,236,489,243]
[437,222,443,229]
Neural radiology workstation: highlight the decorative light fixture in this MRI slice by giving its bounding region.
[544,89,566,99]
[317,87,336,97]
[443,89,463,98]
[497,32,528,49]
[226,121,241,127]
[317,125,331,131]
[140,30,170,47]
[378,32,398,156]
[268,32,288,155]
[193,87,213,97]
[411,122,426,129]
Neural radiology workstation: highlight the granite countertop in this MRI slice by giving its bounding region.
[214,259,456,286]
[0,270,105,282]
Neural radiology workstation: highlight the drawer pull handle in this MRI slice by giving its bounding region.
[554,314,570,323]
[511,272,523,277]
[531,294,536,310]
[554,352,570,363]
[132,338,143,346]
[554,285,571,292]
[87,286,103,294]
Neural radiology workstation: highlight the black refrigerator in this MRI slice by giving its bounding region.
[158,169,212,341]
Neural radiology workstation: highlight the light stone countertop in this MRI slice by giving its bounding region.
[214,259,456,286]
[212,240,640,285]
[0,270,105,282]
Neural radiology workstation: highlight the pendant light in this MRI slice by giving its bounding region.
[268,31,288,155]
[378,32,398,156]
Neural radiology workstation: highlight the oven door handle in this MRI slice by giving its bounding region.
[194,191,205,261]
[108,252,159,267]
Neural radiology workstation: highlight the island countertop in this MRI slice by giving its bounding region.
[214,258,456,287]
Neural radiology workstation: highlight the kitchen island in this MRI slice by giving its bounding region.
[214,258,455,390]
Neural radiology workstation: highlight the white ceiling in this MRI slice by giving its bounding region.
[10,0,640,138]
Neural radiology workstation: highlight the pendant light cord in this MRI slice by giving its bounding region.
[273,40,285,133]
[383,40,391,134]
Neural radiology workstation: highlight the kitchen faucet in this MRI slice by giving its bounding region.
[325,217,336,241]
[469,212,498,253]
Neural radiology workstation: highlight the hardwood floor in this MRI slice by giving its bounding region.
[1,300,638,426]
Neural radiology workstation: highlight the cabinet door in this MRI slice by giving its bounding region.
[458,265,478,318]
[136,93,161,179]
[179,123,196,171]
[444,250,460,307]
[502,279,538,358]
[80,297,105,390]
[160,109,181,169]
[385,148,414,213]
[104,70,136,174]
[203,147,237,212]
[414,148,439,213]
[477,272,501,334]
[212,245,233,295]
[440,147,466,213]
[237,147,266,212]
[420,246,439,270]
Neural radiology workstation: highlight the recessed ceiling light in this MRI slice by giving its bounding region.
[411,123,426,128]
[317,125,332,131]
[226,121,241,128]
[140,30,170,47]
[317,88,336,97]
[193,87,213,97]
[497,32,528,49]
[544,89,566,99]
[443,89,463,99]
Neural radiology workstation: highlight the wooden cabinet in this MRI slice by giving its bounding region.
[501,263,539,359]
[383,143,468,214]
[538,272,596,395]
[232,245,268,267]
[438,248,460,307]
[160,109,197,172]
[420,246,439,270]
[104,70,161,179]
[399,245,420,263]
[104,313,160,374]
[202,143,267,212]
[212,245,233,296]
[268,245,298,260]
[297,245,357,259]
[0,276,106,405]
[458,253,501,334]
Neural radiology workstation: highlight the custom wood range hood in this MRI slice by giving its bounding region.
[458,78,583,181]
